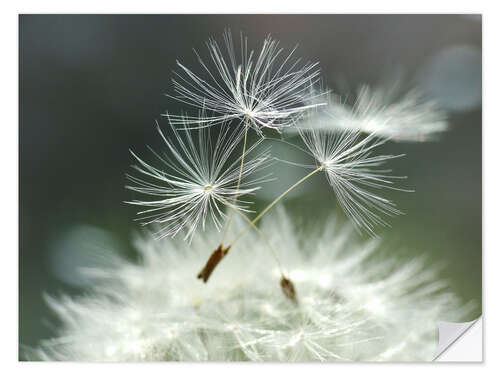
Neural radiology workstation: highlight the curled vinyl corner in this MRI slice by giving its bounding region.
[434,317,483,362]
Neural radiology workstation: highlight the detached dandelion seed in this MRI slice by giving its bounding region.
[168,30,325,134]
[125,115,272,242]
[228,128,409,246]
[165,30,325,283]
[299,129,409,234]
[301,83,448,142]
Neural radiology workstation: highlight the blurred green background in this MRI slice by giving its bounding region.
[19,14,482,352]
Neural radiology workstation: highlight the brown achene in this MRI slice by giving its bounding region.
[280,276,298,304]
[197,244,231,283]
[197,244,299,304]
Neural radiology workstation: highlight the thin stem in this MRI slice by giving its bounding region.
[218,195,285,276]
[230,165,324,247]
[220,116,249,243]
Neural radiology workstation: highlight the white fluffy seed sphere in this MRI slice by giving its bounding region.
[26,208,472,361]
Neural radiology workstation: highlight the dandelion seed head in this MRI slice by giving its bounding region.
[168,30,325,133]
[125,116,272,242]
[297,82,447,142]
[26,209,472,362]
[299,128,408,234]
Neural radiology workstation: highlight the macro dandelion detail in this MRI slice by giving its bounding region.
[169,30,325,133]
[25,210,472,362]
[125,116,272,241]
[300,82,448,142]
[22,19,480,364]
[298,129,408,234]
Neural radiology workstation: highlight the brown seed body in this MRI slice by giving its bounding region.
[197,244,231,283]
[280,276,298,303]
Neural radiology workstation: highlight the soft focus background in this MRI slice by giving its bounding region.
[19,14,482,353]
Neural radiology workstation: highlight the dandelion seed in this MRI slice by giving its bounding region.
[298,128,409,234]
[125,115,272,242]
[299,82,447,142]
[168,30,324,134]
[197,243,231,283]
[280,276,298,304]
[25,209,473,361]
[227,129,408,244]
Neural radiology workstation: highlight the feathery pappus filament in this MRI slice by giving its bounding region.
[125,115,272,241]
[168,30,325,134]
[298,128,410,234]
[299,83,447,142]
